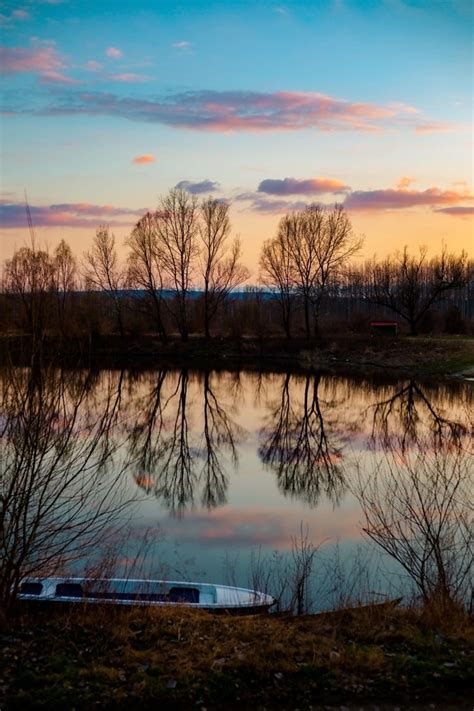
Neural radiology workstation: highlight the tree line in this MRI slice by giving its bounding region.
[1,187,472,344]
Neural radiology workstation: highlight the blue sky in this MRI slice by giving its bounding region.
[1,0,472,265]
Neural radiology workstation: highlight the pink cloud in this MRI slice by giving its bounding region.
[132,154,156,165]
[258,177,350,196]
[343,187,474,212]
[35,88,428,134]
[162,506,362,549]
[414,121,457,134]
[85,60,103,72]
[110,72,150,83]
[388,101,419,115]
[0,45,77,84]
[106,46,123,58]
[12,9,29,19]
[0,201,148,228]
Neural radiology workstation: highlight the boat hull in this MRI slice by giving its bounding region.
[17,577,275,613]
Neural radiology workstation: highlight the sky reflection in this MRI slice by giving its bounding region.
[1,365,471,590]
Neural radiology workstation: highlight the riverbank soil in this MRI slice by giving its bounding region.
[1,604,472,709]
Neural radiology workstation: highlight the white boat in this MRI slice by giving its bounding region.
[17,577,275,613]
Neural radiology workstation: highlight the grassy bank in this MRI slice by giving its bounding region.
[1,604,472,710]
[2,333,474,378]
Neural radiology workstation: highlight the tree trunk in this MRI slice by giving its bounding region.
[204,282,210,340]
[151,291,167,344]
[304,296,310,340]
[283,301,291,340]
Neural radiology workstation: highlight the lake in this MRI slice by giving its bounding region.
[2,365,471,610]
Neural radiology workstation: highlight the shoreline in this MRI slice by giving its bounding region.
[1,333,473,379]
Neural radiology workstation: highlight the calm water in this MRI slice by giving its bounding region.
[2,366,472,608]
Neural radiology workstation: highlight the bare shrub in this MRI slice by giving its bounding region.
[0,364,133,615]
[354,442,473,612]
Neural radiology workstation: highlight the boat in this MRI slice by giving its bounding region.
[17,577,275,613]
[310,597,403,620]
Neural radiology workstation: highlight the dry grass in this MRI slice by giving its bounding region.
[1,602,472,709]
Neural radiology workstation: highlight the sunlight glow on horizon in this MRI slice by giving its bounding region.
[1,0,472,264]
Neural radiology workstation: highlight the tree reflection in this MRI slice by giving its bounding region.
[129,370,243,515]
[259,373,346,506]
[0,363,130,613]
[369,379,469,452]
[199,371,241,508]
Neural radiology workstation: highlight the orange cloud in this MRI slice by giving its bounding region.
[132,154,156,165]
[397,176,416,189]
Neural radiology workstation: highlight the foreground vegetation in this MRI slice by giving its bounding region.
[1,603,472,710]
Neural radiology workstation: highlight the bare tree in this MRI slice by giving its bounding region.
[0,364,131,615]
[52,239,77,339]
[290,204,362,337]
[355,443,473,611]
[199,198,249,338]
[262,204,362,339]
[156,189,199,342]
[286,210,318,339]
[126,212,168,343]
[84,227,127,337]
[3,244,54,349]
[360,245,469,335]
[260,218,296,339]
[311,204,363,333]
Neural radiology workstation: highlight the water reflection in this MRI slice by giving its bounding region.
[128,369,243,515]
[0,363,131,608]
[368,379,469,452]
[2,364,471,530]
[199,370,243,509]
[258,373,346,506]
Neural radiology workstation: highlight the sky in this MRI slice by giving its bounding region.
[1,0,473,273]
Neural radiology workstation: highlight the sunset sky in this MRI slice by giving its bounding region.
[1,0,473,272]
